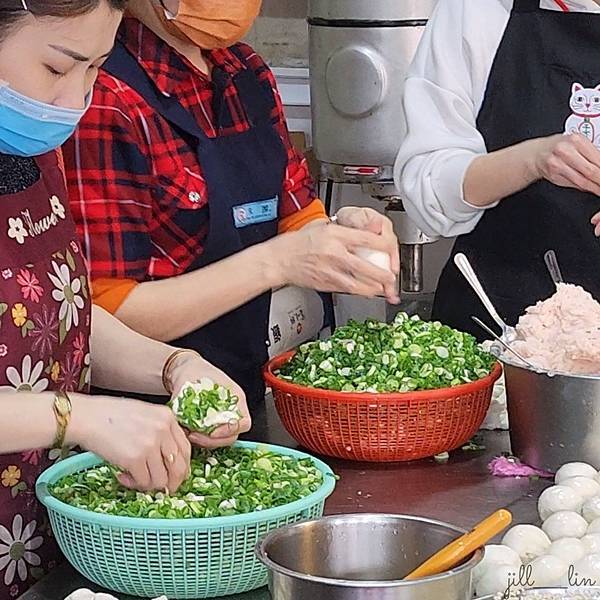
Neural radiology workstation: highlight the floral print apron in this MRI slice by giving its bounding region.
[0,150,91,600]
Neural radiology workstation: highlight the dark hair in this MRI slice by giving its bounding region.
[0,0,127,40]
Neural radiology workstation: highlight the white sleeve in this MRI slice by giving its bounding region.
[394,0,512,238]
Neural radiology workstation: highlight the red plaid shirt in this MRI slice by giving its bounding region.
[64,18,319,285]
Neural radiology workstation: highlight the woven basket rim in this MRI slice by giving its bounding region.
[264,351,502,402]
[36,441,336,530]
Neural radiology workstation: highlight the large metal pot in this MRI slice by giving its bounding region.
[255,513,482,600]
[500,356,600,473]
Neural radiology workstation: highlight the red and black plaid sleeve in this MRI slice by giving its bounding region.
[64,77,155,281]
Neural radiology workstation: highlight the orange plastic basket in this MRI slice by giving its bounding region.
[264,352,502,463]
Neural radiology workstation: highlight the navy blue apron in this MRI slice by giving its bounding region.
[101,40,287,408]
[432,0,600,340]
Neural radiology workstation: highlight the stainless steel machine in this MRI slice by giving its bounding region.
[308,0,437,295]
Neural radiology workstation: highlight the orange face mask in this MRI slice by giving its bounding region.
[155,0,262,49]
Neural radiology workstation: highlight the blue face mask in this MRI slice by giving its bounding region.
[0,82,90,157]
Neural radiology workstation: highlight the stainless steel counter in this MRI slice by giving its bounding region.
[19,398,549,600]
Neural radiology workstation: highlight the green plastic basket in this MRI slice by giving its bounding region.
[36,441,336,599]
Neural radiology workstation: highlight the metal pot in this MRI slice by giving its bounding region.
[501,357,600,473]
[255,513,482,600]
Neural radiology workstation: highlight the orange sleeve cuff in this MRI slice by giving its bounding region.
[92,278,138,314]
[278,199,328,233]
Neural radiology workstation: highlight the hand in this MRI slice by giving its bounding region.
[334,207,401,275]
[68,394,191,493]
[167,351,251,449]
[271,220,399,303]
[533,133,600,195]
[592,211,600,237]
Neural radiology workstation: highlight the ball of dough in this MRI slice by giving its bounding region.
[548,537,586,564]
[502,525,551,563]
[538,485,583,520]
[572,553,600,584]
[561,476,600,500]
[588,518,600,534]
[555,462,597,483]
[582,496,600,523]
[528,554,569,587]
[581,533,600,555]
[475,563,521,598]
[542,511,588,541]
[473,544,522,584]
[355,247,392,272]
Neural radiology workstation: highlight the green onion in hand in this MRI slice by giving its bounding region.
[169,378,242,434]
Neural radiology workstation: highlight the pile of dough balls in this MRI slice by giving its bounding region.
[474,462,600,597]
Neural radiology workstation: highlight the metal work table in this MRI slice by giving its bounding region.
[20,398,549,600]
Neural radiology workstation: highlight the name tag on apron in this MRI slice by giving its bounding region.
[232,196,278,228]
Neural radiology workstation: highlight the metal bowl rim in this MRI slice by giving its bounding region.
[493,346,600,381]
[475,588,600,600]
[255,512,483,588]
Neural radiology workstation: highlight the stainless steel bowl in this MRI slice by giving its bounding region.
[500,356,600,472]
[255,513,482,600]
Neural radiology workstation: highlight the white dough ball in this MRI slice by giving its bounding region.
[556,462,598,483]
[581,533,600,555]
[589,518,600,534]
[542,511,588,541]
[538,485,583,520]
[475,563,521,598]
[561,476,600,500]
[572,553,600,583]
[473,544,522,584]
[64,591,95,600]
[502,525,551,563]
[548,537,586,563]
[355,247,392,272]
[583,496,600,523]
[528,554,569,587]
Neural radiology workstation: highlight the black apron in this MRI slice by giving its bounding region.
[432,0,600,340]
[101,41,286,408]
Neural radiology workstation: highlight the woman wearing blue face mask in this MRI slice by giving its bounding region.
[0,1,250,596]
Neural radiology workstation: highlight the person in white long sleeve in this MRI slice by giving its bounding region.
[395,0,600,338]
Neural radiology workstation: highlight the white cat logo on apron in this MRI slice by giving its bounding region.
[564,82,600,147]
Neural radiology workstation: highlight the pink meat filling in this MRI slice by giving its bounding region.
[512,283,600,375]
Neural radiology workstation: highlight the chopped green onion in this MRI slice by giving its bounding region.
[277,313,495,393]
[50,447,328,519]
[169,378,241,434]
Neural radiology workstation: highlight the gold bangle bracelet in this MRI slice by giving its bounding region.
[52,391,72,455]
[161,349,202,395]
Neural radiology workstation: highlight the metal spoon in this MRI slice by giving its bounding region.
[453,253,517,342]
[471,316,539,371]
[544,249,564,288]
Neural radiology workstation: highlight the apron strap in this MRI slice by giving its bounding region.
[102,41,208,143]
[229,45,277,127]
[512,0,542,12]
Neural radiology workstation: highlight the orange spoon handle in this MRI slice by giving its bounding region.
[404,509,513,581]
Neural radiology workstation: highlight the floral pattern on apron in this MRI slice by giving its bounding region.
[0,150,90,600]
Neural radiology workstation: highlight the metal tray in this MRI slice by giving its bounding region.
[476,588,600,599]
